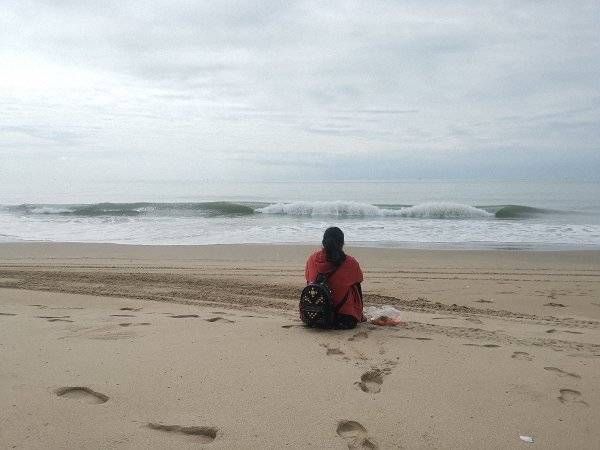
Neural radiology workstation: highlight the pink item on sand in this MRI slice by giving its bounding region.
[364,306,404,326]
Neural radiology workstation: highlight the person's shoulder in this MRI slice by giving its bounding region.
[344,254,360,267]
[307,249,323,261]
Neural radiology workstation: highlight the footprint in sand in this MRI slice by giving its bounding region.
[512,351,533,361]
[147,423,218,443]
[546,329,583,335]
[348,331,368,342]
[206,317,235,323]
[465,317,483,324]
[463,343,500,348]
[321,344,345,356]
[55,387,109,404]
[544,367,581,379]
[558,389,588,406]
[336,420,378,449]
[356,369,385,394]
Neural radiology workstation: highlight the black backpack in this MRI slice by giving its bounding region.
[300,267,349,328]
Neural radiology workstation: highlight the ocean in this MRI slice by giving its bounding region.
[1,180,600,249]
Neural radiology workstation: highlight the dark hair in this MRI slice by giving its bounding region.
[322,227,346,266]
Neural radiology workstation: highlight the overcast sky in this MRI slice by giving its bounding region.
[2,0,599,189]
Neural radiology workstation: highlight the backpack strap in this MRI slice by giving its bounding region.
[316,260,344,282]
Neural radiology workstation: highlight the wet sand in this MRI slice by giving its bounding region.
[1,243,599,448]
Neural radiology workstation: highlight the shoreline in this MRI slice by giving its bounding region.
[2,239,600,252]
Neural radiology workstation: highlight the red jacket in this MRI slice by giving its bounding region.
[305,249,364,322]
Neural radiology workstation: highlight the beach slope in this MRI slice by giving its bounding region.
[1,243,599,449]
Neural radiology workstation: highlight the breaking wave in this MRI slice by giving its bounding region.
[8,202,255,217]
[256,201,493,219]
[490,205,555,219]
[3,201,563,220]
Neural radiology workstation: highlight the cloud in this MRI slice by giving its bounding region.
[1,0,599,188]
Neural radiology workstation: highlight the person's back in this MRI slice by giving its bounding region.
[304,227,364,329]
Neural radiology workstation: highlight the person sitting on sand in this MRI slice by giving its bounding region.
[305,227,364,329]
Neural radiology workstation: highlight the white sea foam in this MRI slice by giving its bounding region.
[257,201,493,219]
[0,207,598,247]
[392,202,493,219]
[257,201,381,217]
[29,206,74,214]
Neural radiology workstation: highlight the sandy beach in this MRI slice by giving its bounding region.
[1,243,599,449]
